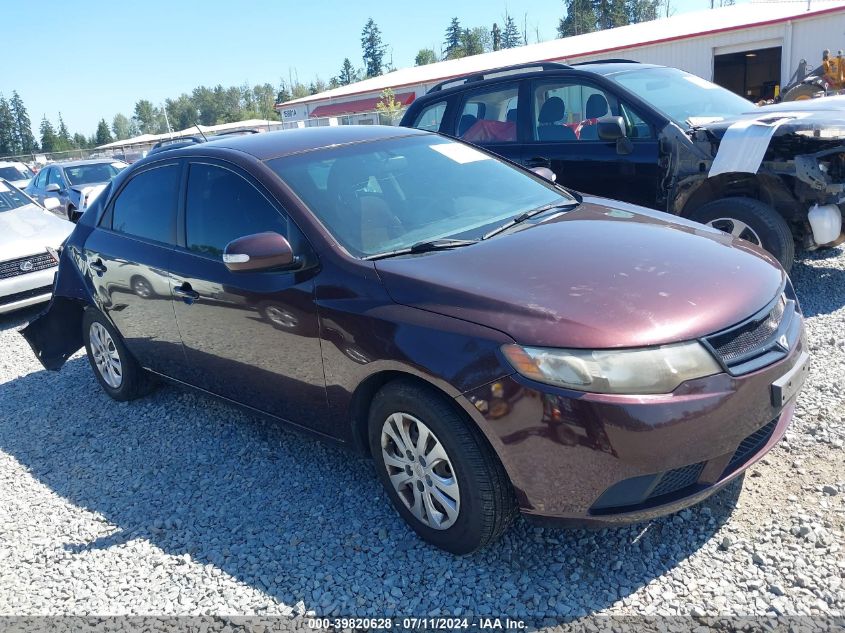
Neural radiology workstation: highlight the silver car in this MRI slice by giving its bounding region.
[0,160,36,190]
[26,159,126,222]
[0,180,73,314]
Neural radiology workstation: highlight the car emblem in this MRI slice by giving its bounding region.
[775,334,789,352]
[19,260,34,272]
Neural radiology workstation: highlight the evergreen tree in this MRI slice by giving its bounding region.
[39,116,57,153]
[361,18,386,78]
[133,99,160,134]
[557,0,597,37]
[611,0,629,26]
[95,119,113,146]
[336,58,359,86]
[627,0,659,23]
[72,133,88,149]
[594,0,613,29]
[492,23,501,51]
[502,14,521,48]
[10,91,36,153]
[0,95,18,156]
[444,17,463,58]
[56,113,72,150]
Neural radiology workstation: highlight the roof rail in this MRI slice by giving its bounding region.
[571,59,641,65]
[428,61,572,93]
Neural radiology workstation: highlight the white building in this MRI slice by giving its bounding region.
[276,1,845,126]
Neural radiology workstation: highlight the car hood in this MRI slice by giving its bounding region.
[374,198,785,349]
[0,204,74,260]
[696,109,845,141]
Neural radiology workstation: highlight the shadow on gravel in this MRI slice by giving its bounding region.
[0,357,741,619]
[789,248,845,318]
[0,304,44,332]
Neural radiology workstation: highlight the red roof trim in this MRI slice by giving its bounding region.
[276,5,845,109]
[308,91,416,118]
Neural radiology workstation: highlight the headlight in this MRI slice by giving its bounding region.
[501,341,721,395]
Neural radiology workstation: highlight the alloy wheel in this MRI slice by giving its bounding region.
[380,412,460,530]
[706,217,762,246]
[89,322,123,389]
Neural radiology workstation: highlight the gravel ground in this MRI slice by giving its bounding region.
[0,247,843,627]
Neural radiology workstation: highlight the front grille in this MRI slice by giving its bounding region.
[723,418,778,475]
[646,462,706,500]
[712,298,784,363]
[0,253,57,280]
[0,284,53,307]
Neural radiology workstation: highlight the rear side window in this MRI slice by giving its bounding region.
[185,163,288,259]
[110,164,181,244]
[413,102,447,132]
[457,84,519,143]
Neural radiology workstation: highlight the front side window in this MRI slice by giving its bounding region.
[532,80,614,142]
[110,164,180,244]
[47,168,65,188]
[185,163,288,259]
[620,102,654,139]
[457,84,519,144]
[269,135,572,258]
[33,169,47,189]
[413,102,447,132]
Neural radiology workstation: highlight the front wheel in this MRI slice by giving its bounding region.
[368,380,516,554]
[82,309,156,401]
[688,197,795,270]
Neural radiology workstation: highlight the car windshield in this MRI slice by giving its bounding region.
[0,181,31,212]
[0,164,35,181]
[608,66,755,128]
[268,134,572,258]
[64,162,125,186]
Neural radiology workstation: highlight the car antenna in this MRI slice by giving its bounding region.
[193,123,208,141]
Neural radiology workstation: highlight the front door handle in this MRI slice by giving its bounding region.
[173,283,199,303]
[525,156,551,168]
[89,259,107,276]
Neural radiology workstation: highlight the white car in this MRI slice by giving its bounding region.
[0,180,73,314]
[0,160,36,190]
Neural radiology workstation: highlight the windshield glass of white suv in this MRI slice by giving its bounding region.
[0,181,31,212]
[608,67,754,128]
[269,135,573,258]
[64,162,125,186]
[0,164,35,181]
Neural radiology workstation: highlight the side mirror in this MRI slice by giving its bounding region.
[42,197,61,211]
[223,231,298,273]
[597,116,626,141]
[530,166,557,183]
[45,183,62,193]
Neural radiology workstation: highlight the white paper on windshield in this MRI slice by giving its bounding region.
[684,75,718,90]
[709,116,795,177]
[430,143,491,164]
[687,116,724,127]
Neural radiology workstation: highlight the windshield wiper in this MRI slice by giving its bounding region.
[366,238,478,261]
[482,201,577,240]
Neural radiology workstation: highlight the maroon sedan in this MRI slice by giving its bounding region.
[22,126,809,554]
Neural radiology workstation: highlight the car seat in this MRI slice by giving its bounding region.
[537,97,576,141]
[578,94,610,141]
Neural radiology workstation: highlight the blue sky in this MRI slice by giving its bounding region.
[4,0,719,136]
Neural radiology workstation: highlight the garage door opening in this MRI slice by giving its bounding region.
[714,46,782,101]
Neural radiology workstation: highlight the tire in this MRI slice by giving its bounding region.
[782,82,825,102]
[368,379,516,554]
[82,308,157,401]
[688,196,795,271]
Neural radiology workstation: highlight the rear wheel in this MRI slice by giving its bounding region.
[368,380,516,554]
[688,197,795,270]
[82,309,156,401]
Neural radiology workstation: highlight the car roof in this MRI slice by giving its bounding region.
[0,160,28,167]
[182,125,433,160]
[417,61,662,101]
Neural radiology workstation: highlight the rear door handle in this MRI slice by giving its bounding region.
[89,259,107,276]
[173,283,199,303]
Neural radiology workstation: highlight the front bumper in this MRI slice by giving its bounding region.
[0,268,56,314]
[459,329,808,525]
